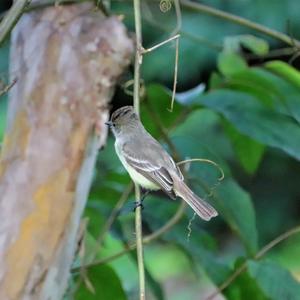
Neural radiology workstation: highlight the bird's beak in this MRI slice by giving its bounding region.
[105,121,113,127]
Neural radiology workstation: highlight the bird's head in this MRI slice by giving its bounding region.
[105,106,140,136]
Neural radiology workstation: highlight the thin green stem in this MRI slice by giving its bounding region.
[133,0,145,298]
[180,0,300,48]
[171,0,182,36]
[134,184,145,300]
[133,0,142,115]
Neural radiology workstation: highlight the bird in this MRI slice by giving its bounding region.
[105,105,218,221]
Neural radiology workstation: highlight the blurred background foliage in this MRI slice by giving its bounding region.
[1,0,300,299]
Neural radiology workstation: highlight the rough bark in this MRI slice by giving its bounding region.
[0,3,133,300]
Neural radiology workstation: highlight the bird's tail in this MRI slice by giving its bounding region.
[174,179,218,221]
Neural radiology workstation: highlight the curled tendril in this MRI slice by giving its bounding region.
[176,158,225,181]
[177,158,224,240]
[160,0,172,13]
[187,212,196,242]
[122,79,134,96]
[122,79,145,97]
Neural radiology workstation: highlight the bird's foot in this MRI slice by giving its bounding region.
[133,200,144,211]
[141,189,150,202]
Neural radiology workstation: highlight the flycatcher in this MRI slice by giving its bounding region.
[105,106,218,221]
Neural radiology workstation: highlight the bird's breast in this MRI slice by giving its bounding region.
[115,141,159,190]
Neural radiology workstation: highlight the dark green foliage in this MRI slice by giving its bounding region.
[247,260,300,300]
[74,264,127,300]
[225,258,268,300]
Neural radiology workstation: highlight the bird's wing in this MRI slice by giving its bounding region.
[122,143,176,198]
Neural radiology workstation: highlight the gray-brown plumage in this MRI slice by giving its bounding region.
[105,106,218,221]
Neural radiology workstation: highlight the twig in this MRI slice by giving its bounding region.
[171,0,182,36]
[0,78,17,98]
[95,183,133,251]
[177,158,224,181]
[133,0,145,298]
[142,34,180,53]
[134,184,145,300]
[141,33,180,113]
[168,37,179,112]
[143,12,222,51]
[180,0,300,48]
[206,225,300,300]
[0,0,31,45]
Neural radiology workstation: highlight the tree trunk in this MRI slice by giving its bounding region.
[0,3,133,299]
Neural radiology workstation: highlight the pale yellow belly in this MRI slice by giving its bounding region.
[115,142,159,190]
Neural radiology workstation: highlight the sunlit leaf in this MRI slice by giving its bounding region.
[218,52,248,76]
[224,121,265,174]
[239,35,269,55]
[265,60,300,90]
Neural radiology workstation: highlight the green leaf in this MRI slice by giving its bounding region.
[74,264,127,300]
[173,108,234,165]
[218,52,248,76]
[224,121,265,174]
[265,60,300,90]
[248,260,300,300]
[215,179,258,255]
[223,35,269,56]
[225,258,267,300]
[252,68,300,121]
[173,136,258,255]
[222,69,278,108]
[171,112,257,253]
[144,199,232,285]
[225,67,300,122]
[209,72,223,89]
[142,84,185,139]
[239,35,269,56]
[199,90,300,161]
[225,67,300,123]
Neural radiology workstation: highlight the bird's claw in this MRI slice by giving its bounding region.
[133,201,144,211]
